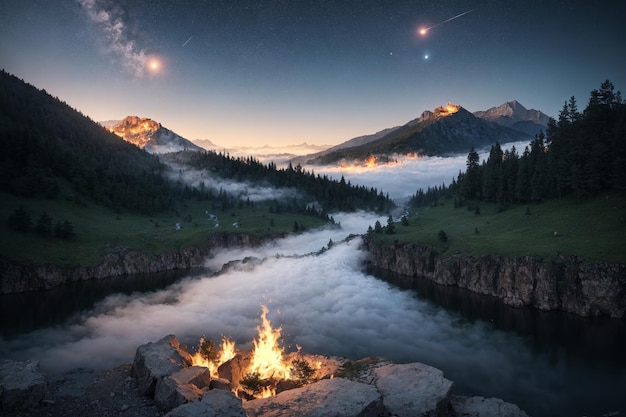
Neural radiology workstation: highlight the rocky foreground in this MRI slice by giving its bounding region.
[0,335,529,417]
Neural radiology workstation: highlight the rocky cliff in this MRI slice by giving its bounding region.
[363,240,626,318]
[0,233,267,295]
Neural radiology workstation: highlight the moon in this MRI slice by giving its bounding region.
[148,59,160,72]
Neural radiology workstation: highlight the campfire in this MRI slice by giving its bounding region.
[191,305,335,399]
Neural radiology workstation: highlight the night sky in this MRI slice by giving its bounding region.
[2,0,625,146]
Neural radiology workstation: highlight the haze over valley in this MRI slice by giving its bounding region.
[1,1,626,416]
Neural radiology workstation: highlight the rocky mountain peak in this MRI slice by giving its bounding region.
[473,101,550,136]
[418,103,461,123]
[109,116,202,154]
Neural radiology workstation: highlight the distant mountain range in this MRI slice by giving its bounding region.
[107,116,203,154]
[473,100,550,137]
[104,100,549,164]
[294,101,549,165]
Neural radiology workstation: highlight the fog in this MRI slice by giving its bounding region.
[2,139,624,417]
[167,163,302,203]
[3,210,621,417]
[1,213,538,388]
[311,140,531,202]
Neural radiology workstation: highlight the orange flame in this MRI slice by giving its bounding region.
[192,336,236,376]
[248,306,291,384]
[192,305,324,399]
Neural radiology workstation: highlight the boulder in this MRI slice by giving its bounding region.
[154,366,211,411]
[243,377,384,417]
[131,335,193,396]
[451,395,530,417]
[210,377,233,391]
[373,362,454,417]
[0,360,47,411]
[218,353,251,390]
[165,388,246,417]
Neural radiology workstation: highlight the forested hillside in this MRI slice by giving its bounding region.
[0,70,169,214]
[163,151,393,213]
[410,81,626,209]
[0,70,392,218]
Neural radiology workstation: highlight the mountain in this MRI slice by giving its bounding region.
[0,70,170,213]
[109,116,203,154]
[301,103,531,165]
[473,100,550,137]
[192,138,218,150]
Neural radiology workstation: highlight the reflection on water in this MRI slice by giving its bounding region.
[0,269,207,339]
[373,266,626,370]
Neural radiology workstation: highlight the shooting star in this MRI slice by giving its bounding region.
[419,9,473,35]
[182,35,193,47]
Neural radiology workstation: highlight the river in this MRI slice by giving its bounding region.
[1,212,625,417]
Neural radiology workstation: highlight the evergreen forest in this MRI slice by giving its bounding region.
[0,70,393,218]
[410,81,626,209]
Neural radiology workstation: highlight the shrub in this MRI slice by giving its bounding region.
[290,359,316,387]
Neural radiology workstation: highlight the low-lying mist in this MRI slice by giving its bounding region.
[311,140,531,202]
[0,211,604,417]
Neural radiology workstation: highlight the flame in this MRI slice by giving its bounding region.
[248,305,290,382]
[406,152,423,159]
[192,336,236,376]
[192,305,323,400]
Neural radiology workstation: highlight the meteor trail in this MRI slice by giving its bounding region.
[182,35,193,47]
[419,9,473,35]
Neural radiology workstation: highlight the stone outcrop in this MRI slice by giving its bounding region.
[1,335,529,415]
[154,366,211,411]
[164,389,246,417]
[0,232,268,294]
[0,360,47,411]
[131,335,193,396]
[242,377,385,417]
[363,240,626,318]
[373,363,454,417]
[135,335,529,417]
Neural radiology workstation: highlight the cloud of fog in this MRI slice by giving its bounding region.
[78,0,148,78]
[166,163,302,203]
[310,140,532,203]
[1,209,623,416]
[0,210,580,412]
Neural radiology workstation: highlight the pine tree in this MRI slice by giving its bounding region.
[385,215,395,234]
[35,212,53,236]
[7,206,32,232]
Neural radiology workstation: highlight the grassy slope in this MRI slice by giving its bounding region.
[0,188,327,266]
[375,191,626,263]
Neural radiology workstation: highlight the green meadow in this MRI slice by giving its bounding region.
[0,191,327,266]
[375,191,626,263]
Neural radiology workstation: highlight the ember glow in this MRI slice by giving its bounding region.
[248,305,291,383]
[192,305,314,399]
[191,336,236,376]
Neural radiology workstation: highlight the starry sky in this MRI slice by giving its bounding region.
[2,0,625,147]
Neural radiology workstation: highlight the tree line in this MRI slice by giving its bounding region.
[0,70,168,214]
[163,151,394,213]
[1,69,393,218]
[410,81,625,209]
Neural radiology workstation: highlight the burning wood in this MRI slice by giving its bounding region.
[191,305,339,400]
